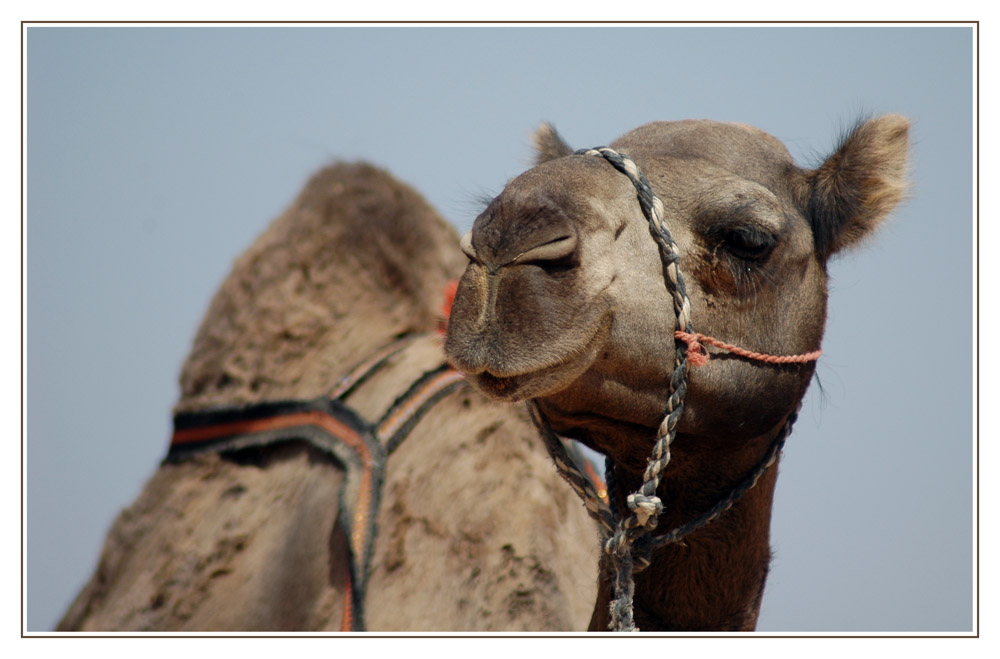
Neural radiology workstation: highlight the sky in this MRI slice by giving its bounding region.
[23,24,975,633]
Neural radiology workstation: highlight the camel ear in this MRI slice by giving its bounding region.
[806,115,910,259]
[532,123,573,164]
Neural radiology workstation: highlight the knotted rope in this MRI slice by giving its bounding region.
[675,331,823,366]
[529,147,821,632]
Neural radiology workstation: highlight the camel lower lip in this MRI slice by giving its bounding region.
[471,359,576,402]
[476,372,521,398]
[462,316,614,403]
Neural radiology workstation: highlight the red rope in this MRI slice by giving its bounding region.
[675,331,822,367]
[340,573,353,631]
[438,280,459,335]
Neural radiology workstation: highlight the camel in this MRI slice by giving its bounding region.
[445,116,909,631]
[57,162,600,632]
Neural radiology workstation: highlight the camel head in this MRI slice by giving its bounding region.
[445,117,909,471]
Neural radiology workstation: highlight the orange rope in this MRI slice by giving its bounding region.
[675,330,821,367]
[340,573,354,631]
[438,280,459,335]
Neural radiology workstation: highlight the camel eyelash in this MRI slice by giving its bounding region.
[717,225,777,262]
[702,227,779,299]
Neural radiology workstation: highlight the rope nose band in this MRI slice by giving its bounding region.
[676,331,822,367]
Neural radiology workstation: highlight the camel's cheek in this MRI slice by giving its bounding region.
[681,360,817,441]
[674,245,825,440]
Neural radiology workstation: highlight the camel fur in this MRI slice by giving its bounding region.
[58,163,599,632]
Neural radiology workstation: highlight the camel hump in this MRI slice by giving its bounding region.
[176,162,466,413]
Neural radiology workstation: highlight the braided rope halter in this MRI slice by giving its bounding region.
[528,147,819,632]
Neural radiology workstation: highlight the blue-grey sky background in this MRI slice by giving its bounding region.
[25,25,974,632]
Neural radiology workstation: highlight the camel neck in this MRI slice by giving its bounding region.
[590,427,782,632]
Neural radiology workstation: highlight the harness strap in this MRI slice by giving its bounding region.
[168,397,383,631]
[165,335,466,632]
[529,404,617,534]
[633,409,796,567]
[376,364,466,453]
[329,334,418,399]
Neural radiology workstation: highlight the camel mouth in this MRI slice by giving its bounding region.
[465,315,613,403]
[470,360,574,403]
[475,371,524,400]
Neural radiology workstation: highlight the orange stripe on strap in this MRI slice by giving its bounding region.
[329,337,414,399]
[340,573,354,632]
[171,411,370,463]
[376,369,465,442]
[172,409,376,633]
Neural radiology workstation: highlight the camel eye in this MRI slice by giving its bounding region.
[719,225,776,262]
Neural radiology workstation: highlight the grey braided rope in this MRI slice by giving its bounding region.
[575,147,697,631]
[530,147,798,632]
[531,404,797,620]
[632,409,798,569]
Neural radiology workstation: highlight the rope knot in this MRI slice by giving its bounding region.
[603,530,631,557]
[627,493,663,529]
[675,330,709,367]
[609,598,636,631]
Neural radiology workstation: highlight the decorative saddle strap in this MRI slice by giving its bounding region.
[165,334,466,631]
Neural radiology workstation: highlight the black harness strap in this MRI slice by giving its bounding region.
[328,334,419,400]
[164,334,466,631]
[376,364,466,454]
[167,396,384,631]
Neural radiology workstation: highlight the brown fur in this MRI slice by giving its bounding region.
[58,163,598,632]
[445,117,909,630]
[805,115,910,258]
[532,123,574,165]
[175,162,464,412]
